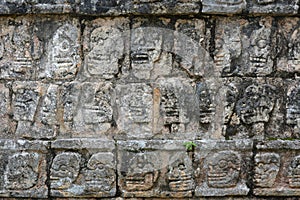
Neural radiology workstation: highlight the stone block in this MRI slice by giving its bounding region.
[12,82,59,139]
[117,140,194,198]
[37,17,81,81]
[201,0,246,14]
[0,139,48,198]
[277,18,300,74]
[194,140,252,196]
[127,17,173,81]
[254,140,300,196]
[248,0,299,15]
[153,78,199,138]
[174,18,212,78]
[50,139,116,198]
[215,17,278,77]
[81,17,129,81]
[218,77,285,140]
[59,81,114,138]
[116,83,153,138]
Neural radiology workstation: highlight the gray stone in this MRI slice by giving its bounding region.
[50,139,116,198]
[254,140,300,196]
[248,0,299,15]
[0,140,48,198]
[13,83,59,139]
[117,140,194,198]
[81,17,129,81]
[194,140,252,197]
[201,0,246,14]
[116,83,153,138]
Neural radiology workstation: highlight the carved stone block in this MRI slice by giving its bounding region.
[174,18,211,78]
[0,17,42,80]
[215,17,277,77]
[50,139,116,198]
[13,82,59,139]
[128,17,173,81]
[248,0,299,15]
[0,140,48,198]
[201,0,246,14]
[254,140,300,196]
[38,19,80,80]
[116,83,153,138]
[31,0,76,14]
[285,80,300,136]
[153,78,199,137]
[194,140,252,196]
[79,0,121,15]
[117,140,194,198]
[0,83,15,137]
[219,78,284,140]
[277,18,300,73]
[81,17,129,81]
[59,82,114,137]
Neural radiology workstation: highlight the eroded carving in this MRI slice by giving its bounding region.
[42,24,79,80]
[288,155,300,188]
[161,84,180,132]
[85,26,123,79]
[287,28,300,72]
[236,84,276,125]
[206,151,241,188]
[167,159,194,192]
[4,152,40,190]
[196,82,215,124]
[248,19,273,76]
[254,153,280,187]
[286,84,300,130]
[83,152,115,193]
[256,0,275,4]
[50,152,81,190]
[12,82,40,122]
[131,28,163,79]
[125,153,159,191]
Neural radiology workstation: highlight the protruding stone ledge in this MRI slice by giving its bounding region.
[0,0,298,16]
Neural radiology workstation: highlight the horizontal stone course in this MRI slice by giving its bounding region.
[0,0,298,15]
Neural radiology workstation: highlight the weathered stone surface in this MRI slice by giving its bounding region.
[50,139,116,198]
[254,140,300,196]
[248,0,299,15]
[174,18,211,78]
[13,82,59,139]
[59,81,114,138]
[0,140,48,198]
[194,140,252,196]
[81,17,129,81]
[153,78,199,138]
[201,0,246,14]
[116,83,153,138]
[217,77,284,140]
[277,18,300,74]
[117,140,194,198]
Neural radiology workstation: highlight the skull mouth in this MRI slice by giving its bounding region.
[131,52,149,64]
[250,56,267,66]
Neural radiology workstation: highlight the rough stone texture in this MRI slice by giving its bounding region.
[254,140,300,196]
[50,139,116,198]
[194,140,252,197]
[0,1,299,199]
[117,140,194,198]
[0,140,48,198]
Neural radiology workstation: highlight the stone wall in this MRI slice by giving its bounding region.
[0,0,299,199]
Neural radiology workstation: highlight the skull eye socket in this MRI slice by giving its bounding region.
[257,39,268,48]
[218,160,227,169]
